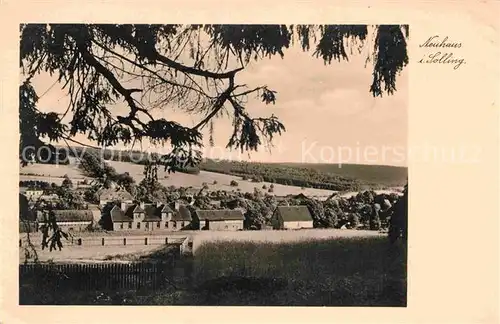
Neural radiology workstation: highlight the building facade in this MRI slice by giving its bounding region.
[98,186,134,207]
[105,201,192,232]
[272,206,314,230]
[36,209,94,232]
[23,188,44,200]
[195,209,245,231]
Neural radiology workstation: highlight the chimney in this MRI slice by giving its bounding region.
[174,201,180,211]
[120,201,127,211]
[140,201,145,210]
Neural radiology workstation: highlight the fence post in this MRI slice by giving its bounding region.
[78,238,82,246]
[19,239,21,247]
[124,238,126,246]
[145,237,148,245]
[165,237,168,244]
[102,238,105,246]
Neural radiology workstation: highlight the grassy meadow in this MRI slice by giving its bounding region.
[187,236,407,306]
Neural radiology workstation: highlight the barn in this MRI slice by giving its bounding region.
[36,210,94,232]
[195,209,245,231]
[272,206,314,230]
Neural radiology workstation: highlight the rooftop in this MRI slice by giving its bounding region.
[195,209,245,221]
[276,206,313,222]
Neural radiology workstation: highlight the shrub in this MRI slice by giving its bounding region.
[268,187,274,193]
[213,180,218,185]
[230,180,239,187]
[348,213,360,229]
[62,177,73,189]
[251,175,264,183]
[262,184,267,189]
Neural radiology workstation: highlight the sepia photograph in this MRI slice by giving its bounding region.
[18,23,409,306]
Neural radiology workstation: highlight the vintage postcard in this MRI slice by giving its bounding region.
[0,0,498,323]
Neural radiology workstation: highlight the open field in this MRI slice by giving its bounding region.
[19,159,404,197]
[20,159,338,196]
[20,244,165,264]
[109,160,338,196]
[190,229,384,252]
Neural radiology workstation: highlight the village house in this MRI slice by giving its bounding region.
[194,209,245,231]
[23,188,44,200]
[272,206,314,230]
[98,186,133,207]
[103,201,192,232]
[36,209,94,232]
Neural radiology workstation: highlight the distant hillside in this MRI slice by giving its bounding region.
[62,145,407,191]
[279,162,408,187]
[199,159,407,191]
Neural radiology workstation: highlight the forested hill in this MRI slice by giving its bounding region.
[199,159,407,191]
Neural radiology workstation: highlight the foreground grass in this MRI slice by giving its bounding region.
[188,236,406,306]
[20,236,406,306]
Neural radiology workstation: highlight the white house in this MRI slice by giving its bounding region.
[272,206,314,230]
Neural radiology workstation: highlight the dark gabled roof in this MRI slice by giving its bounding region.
[133,204,144,213]
[161,203,173,213]
[124,204,137,218]
[143,203,161,221]
[172,205,192,221]
[110,205,132,222]
[276,206,313,222]
[195,209,244,221]
[38,210,94,222]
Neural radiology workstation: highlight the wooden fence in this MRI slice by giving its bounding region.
[20,235,190,248]
[19,261,178,292]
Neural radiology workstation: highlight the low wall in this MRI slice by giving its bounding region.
[20,235,189,248]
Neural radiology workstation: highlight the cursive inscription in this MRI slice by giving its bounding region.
[420,35,462,49]
[418,35,466,70]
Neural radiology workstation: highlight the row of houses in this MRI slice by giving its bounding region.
[20,197,314,234]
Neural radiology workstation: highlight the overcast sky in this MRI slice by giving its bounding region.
[30,36,408,167]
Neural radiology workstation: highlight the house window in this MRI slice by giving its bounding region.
[137,222,141,229]
[120,223,124,229]
[173,221,177,229]
[181,221,185,227]
[145,222,149,229]
[128,222,132,229]
[165,222,169,228]
[157,222,160,228]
